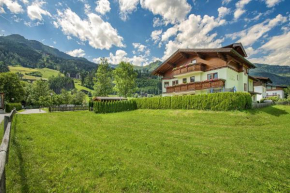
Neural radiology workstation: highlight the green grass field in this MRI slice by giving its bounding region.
[8,66,63,80]
[7,106,290,192]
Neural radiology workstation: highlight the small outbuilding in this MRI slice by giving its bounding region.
[93,97,127,102]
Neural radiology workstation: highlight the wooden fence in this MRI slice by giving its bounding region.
[0,108,16,193]
[49,106,89,112]
[252,102,273,109]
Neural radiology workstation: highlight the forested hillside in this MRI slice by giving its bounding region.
[250,63,290,85]
[0,34,97,74]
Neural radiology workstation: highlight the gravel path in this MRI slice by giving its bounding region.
[19,109,47,114]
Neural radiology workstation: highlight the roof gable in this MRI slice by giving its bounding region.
[222,43,247,57]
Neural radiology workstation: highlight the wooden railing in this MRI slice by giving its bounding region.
[166,79,225,93]
[172,63,206,76]
[0,108,16,193]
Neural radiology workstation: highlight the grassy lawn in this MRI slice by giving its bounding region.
[8,66,63,80]
[7,106,290,192]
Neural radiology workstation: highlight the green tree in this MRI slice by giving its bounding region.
[0,72,25,102]
[71,91,86,105]
[0,61,9,73]
[113,62,137,97]
[60,89,71,104]
[94,58,113,96]
[284,86,290,99]
[31,80,51,106]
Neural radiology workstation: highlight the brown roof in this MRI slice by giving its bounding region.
[222,43,247,57]
[253,76,273,83]
[152,46,255,76]
[248,76,259,81]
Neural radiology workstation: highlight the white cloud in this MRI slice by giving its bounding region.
[265,0,282,7]
[162,14,226,60]
[161,26,178,42]
[250,31,290,65]
[151,29,162,43]
[234,0,251,20]
[0,0,24,13]
[132,42,150,57]
[132,42,146,52]
[218,7,230,18]
[66,49,86,57]
[84,3,91,14]
[222,0,231,5]
[140,0,191,24]
[21,0,28,4]
[27,1,51,21]
[226,14,287,47]
[54,9,124,50]
[94,49,149,66]
[153,17,164,27]
[95,0,110,15]
[0,7,5,13]
[118,0,139,21]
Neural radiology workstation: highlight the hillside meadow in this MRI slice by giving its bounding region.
[8,66,63,80]
[7,106,290,192]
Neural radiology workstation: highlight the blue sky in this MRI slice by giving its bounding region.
[0,0,290,66]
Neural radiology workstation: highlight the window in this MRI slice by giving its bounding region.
[172,80,178,86]
[191,59,197,64]
[190,76,195,83]
[164,82,169,88]
[213,73,218,79]
[244,83,247,91]
[183,78,187,84]
[207,74,212,80]
[207,73,218,80]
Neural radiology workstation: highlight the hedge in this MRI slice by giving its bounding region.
[133,92,252,111]
[6,103,22,113]
[93,100,137,114]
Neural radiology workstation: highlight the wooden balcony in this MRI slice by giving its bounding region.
[172,63,206,76]
[166,79,225,93]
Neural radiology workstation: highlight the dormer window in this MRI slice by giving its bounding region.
[191,59,197,64]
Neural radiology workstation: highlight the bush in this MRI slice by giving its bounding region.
[6,103,22,113]
[133,92,252,111]
[93,100,137,114]
[267,96,279,102]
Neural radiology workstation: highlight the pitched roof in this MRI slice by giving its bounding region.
[152,46,255,75]
[222,43,247,57]
[252,76,273,83]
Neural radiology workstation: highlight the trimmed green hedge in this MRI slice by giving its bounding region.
[6,103,22,113]
[133,92,252,111]
[93,101,137,114]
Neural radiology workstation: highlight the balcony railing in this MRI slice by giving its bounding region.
[166,79,225,93]
[172,63,206,76]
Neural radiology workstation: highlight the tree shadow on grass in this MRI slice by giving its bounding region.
[248,105,288,117]
[11,115,29,193]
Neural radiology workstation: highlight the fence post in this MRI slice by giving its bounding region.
[0,168,5,193]
[3,117,9,133]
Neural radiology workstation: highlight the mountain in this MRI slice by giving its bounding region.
[250,63,290,86]
[134,60,162,72]
[0,34,97,74]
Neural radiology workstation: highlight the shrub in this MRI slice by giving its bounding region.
[133,92,252,111]
[267,96,279,102]
[6,103,22,113]
[93,100,137,114]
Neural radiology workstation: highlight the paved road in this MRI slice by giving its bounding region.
[0,113,10,124]
[19,109,47,114]
[0,109,46,124]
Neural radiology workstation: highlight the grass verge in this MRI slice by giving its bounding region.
[7,105,290,192]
